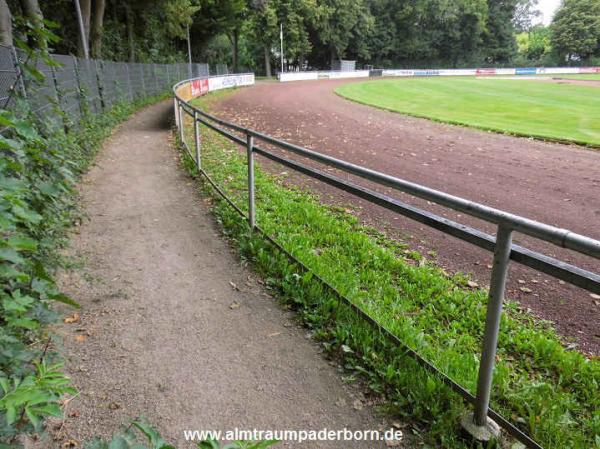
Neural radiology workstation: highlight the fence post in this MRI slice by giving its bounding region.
[153,63,159,94]
[139,64,146,97]
[10,47,27,98]
[50,65,69,132]
[94,60,106,110]
[72,56,86,117]
[194,110,201,171]
[246,133,256,229]
[463,225,513,440]
[166,64,170,87]
[125,63,133,101]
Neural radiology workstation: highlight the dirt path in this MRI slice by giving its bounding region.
[213,79,600,354]
[51,101,396,448]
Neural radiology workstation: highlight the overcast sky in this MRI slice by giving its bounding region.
[537,0,562,25]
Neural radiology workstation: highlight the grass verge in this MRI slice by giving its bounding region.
[335,78,600,147]
[178,89,599,449]
[553,74,600,81]
[0,93,169,447]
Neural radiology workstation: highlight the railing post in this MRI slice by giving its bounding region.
[463,224,513,441]
[178,101,184,142]
[246,133,256,229]
[194,110,201,170]
[174,98,179,128]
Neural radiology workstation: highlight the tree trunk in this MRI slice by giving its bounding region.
[19,0,44,48]
[125,3,135,62]
[90,0,106,59]
[232,28,239,73]
[0,0,12,47]
[330,45,336,69]
[77,0,91,58]
[263,45,271,77]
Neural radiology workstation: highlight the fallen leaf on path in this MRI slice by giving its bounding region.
[64,313,80,324]
[467,281,479,288]
[267,332,281,338]
[590,294,600,300]
[229,281,239,291]
[74,335,87,343]
[229,302,240,310]
[520,287,533,293]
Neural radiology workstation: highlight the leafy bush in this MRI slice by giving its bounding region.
[0,93,167,446]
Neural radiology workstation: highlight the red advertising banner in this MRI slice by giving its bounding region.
[476,68,496,76]
[191,78,209,97]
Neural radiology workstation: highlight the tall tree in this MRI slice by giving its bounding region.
[124,1,135,61]
[313,0,373,67]
[482,0,518,62]
[551,0,600,61]
[0,0,12,46]
[90,0,105,58]
[248,0,277,76]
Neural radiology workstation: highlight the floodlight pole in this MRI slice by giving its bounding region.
[73,0,89,59]
[187,25,193,78]
[280,22,284,73]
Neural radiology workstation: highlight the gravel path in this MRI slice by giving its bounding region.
[50,101,397,448]
[213,79,600,354]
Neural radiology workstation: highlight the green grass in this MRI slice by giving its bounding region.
[336,78,600,146]
[180,91,600,449]
[554,74,600,81]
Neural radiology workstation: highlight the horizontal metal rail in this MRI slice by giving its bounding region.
[190,104,600,259]
[173,77,600,449]
[185,105,600,295]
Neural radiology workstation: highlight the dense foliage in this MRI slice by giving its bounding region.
[551,0,600,61]
[0,57,169,447]
[2,0,599,75]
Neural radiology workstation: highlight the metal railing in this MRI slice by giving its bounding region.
[173,77,600,449]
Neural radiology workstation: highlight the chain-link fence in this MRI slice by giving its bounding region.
[0,43,208,133]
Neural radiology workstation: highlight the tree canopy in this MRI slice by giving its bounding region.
[1,0,597,73]
[551,0,600,61]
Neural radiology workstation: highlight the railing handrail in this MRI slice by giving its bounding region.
[173,76,600,260]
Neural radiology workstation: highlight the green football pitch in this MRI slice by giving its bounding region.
[336,77,600,147]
